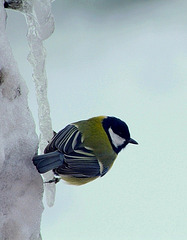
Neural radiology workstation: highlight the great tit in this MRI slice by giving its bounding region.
[33,116,138,185]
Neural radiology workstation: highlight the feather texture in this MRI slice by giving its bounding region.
[44,124,101,182]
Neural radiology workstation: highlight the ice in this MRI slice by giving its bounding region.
[22,0,56,207]
[33,0,55,40]
[0,1,43,239]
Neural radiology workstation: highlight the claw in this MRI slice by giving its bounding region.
[44,177,60,184]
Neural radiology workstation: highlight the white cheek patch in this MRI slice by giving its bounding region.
[108,127,126,148]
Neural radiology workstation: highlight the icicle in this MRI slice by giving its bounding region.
[22,0,56,207]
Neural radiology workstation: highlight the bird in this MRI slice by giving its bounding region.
[33,116,138,185]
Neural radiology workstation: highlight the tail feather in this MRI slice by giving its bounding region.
[33,150,64,174]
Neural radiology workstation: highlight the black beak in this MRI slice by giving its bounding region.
[129,138,138,145]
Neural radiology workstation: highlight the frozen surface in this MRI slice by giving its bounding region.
[0,1,43,239]
[23,0,56,207]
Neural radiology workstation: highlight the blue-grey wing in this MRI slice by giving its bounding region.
[55,154,101,178]
[44,124,101,178]
[44,124,80,154]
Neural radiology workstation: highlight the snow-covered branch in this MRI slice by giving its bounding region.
[0,1,44,239]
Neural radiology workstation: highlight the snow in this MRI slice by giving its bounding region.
[0,1,43,239]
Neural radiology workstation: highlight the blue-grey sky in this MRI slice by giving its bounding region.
[6,0,187,239]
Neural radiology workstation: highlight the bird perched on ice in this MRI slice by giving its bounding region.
[33,116,138,185]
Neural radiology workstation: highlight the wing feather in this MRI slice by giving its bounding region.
[44,124,101,178]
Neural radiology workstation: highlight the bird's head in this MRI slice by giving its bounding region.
[102,116,138,154]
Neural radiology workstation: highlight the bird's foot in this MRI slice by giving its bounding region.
[44,177,60,184]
